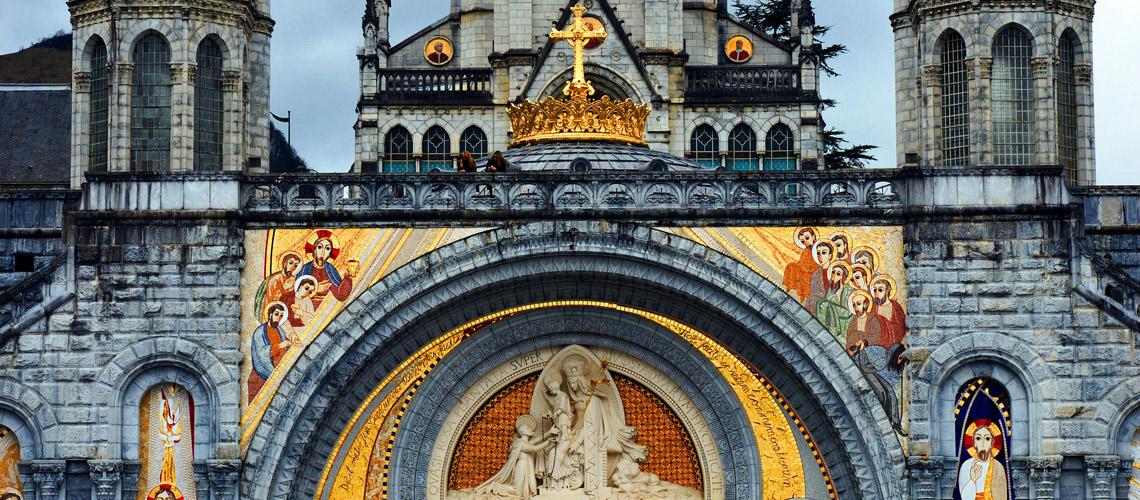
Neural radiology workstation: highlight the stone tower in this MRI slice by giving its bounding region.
[68,0,274,185]
[892,0,1095,184]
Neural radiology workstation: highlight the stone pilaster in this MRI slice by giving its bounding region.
[30,460,65,500]
[121,461,141,500]
[171,62,194,171]
[920,64,943,166]
[907,456,944,499]
[88,460,122,500]
[1086,455,1120,500]
[72,70,93,184]
[1028,456,1062,500]
[111,62,134,172]
[222,69,245,172]
[974,57,993,165]
[1032,56,1055,165]
[208,459,242,500]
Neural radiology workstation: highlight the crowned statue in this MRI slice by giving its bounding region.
[449,346,701,500]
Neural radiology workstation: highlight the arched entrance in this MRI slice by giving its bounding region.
[241,222,904,499]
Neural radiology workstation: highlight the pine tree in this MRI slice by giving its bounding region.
[733,0,878,168]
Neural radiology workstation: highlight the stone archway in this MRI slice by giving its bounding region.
[241,222,905,499]
[539,65,641,102]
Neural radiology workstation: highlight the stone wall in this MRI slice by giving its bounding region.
[0,215,245,498]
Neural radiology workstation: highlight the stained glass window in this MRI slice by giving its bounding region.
[131,34,172,172]
[460,126,488,159]
[728,123,758,171]
[195,37,225,171]
[763,124,796,171]
[687,124,719,169]
[89,38,110,172]
[1057,33,1079,183]
[383,126,414,173]
[992,26,1035,166]
[422,126,452,171]
[940,31,970,166]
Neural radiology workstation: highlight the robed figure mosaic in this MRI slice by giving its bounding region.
[954,379,1013,500]
[0,425,21,500]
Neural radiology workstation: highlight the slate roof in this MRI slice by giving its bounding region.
[478,141,705,172]
[0,89,72,185]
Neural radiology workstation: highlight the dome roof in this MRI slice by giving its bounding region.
[477,142,705,172]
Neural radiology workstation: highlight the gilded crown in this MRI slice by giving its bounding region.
[507,1,650,147]
[507,93,650,147]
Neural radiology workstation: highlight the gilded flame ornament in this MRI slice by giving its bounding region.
[507,2,650,147]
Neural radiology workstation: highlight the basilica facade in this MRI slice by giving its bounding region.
[0,0,1138,499]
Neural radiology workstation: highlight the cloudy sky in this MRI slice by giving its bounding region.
[1,1,1136,184]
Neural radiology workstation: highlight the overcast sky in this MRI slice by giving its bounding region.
[1,1,1136,184]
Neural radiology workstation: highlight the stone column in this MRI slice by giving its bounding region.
[222,69,245,172]
[974,57,993,165]
[1032,55,1055,165]
[72,70,93,186]
[88,460,122,500]
[111,62,134,172]
[920,64,943,166]
[1073,62,1095,184]
[1086,455,1121,500]
[121,461,141,500]
[30,460,65,500]
[963,58,978,165]
[208,459,242,500]
[1028,456,1062,500]
[171,62,194,171]
[193,461,210,500]
[907,456,944,499]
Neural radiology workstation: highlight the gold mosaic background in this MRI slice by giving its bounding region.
[446,373,703,492]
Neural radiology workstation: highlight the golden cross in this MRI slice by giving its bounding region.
[549,2,606,98]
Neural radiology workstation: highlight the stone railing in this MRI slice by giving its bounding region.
[684,65,803,103]
[367,69,494,105]
[239,170,906,224]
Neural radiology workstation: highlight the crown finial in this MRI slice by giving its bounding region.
[506,1,650,147]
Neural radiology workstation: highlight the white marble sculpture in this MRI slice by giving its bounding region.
[448,345,702,500]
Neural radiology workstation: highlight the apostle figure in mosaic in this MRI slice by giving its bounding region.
[845,290,882,353]
[249,302,297,395]
[783,227,819,301]
[253,251,301,321]
[957,420,1009,500]
[298,230,357,310]
[850,263,872,291]
[871,275,907,347]
[830,232,852,263]
[810,260,854,343]
[851,246,879,273]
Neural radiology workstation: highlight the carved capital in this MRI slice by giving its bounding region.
[921,64,943,87]
[964,58,977,79]
[1032,56,1051,76]
[88,460,123,500]
[1085,455,1121,500]
[30,460,66,498]
[1028,456,1062,500]
[222,69,243,91]
[907,456,945,499]
[74,71,92,92]
[170,63,194,83]
[208,459,242,499]
[116,62,135,84]
[1075,62,1093,84]
[977,57,993,79]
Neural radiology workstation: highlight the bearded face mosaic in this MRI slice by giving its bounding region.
[238,226,907,496]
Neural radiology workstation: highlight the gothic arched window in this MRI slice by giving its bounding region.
[89,37,110,172]
[460,126,488,158]
[991,26,1035,166]
[422,126,452,171]
[763,124,796,171]
[383,126,413,173]
[131,33,173,172]
[687,124,719,169]
[195,37,225,171]
[940,30,969,166]
[728,123,758,171]
[1057,31,1079,183]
